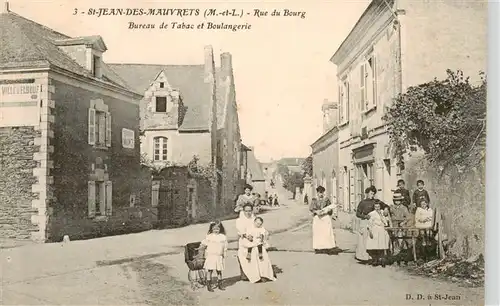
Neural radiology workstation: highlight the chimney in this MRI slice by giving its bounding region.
[1,2,10,13]
[220,52,233,79]
[204,45,215,83]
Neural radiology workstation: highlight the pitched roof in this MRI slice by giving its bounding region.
[0,11,130,90]
[109,64,228,131]
[247,150,265,181]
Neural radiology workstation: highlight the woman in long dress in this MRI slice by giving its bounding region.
[235,184,256,217]
[236,203,276,283]
[355,186,378,263]
[366,202,391,267]
[309,186,340,255]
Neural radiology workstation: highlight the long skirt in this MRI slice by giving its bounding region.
[312,215,336,250]
[355,219,371,261]
[366,225,390,250]
[237,239,276,283]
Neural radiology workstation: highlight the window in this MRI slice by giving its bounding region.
[92,55,102,77]
[88,105,111,148]
[159,82,165,88]
[338,80,350,123]
[360,56,377,112]
[153,137,168,161]
[88,180,112,218]
[155,96,167,112]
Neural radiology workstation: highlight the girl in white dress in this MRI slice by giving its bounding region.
[201,221,228,292]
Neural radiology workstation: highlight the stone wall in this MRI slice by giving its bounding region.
[404,153,485,259]
[0,127,40,241]
[47,79,153,242]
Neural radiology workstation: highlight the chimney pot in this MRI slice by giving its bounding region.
[204,45,215,83]
[2,1,9,13]
[220,52,233,79]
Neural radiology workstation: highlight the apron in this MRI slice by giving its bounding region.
[355,219,371,261]
[312,214,336,250]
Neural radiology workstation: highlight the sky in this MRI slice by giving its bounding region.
[7,0,370,162]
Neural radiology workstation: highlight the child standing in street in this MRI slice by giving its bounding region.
[200,221,228,292]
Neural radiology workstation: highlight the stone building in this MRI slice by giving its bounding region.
[109,47,243,221]
[330,0,487,208]
[310,100,340,207]
[245,148,266,196]
[0,5,153,243]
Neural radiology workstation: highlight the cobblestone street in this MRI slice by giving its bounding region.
[0,192,483,305]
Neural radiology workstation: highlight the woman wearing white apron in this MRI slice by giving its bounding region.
[236,203,276,283]
[309,186,340,255]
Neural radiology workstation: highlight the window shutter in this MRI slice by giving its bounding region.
[349,169,355,210]
[88,181,96,217]
[105,112,112,147]
[88,108,96,145]
[105,181,113,216]
[152,181,160,207]
[372,57,377,107]
[338,85,343,123]
[360,65,365,111]
[346,82,350,121]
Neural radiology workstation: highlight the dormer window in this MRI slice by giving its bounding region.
[93,55,102,78]
[159,82,165,88]
[155,96,167,112]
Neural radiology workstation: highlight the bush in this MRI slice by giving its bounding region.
[383,70,486,259]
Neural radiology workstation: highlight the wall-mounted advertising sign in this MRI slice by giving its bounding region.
[0,83,40,127]
[122,128,135,149]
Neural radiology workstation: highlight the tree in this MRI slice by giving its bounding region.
[383,70,486,172]
[284,172,304,199]
[302,154,313,177]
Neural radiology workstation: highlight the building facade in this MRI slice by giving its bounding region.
[310,100,340,205]
[0,6,152,243]
[245,148,266,196]
[110,47,243,220]
[330,0,487,208]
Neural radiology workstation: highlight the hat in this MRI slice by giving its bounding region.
[393,192,404,201]
[316,186,326,193]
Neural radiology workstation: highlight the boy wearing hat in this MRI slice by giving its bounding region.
[391,192,412,259]
[391,193,410,228]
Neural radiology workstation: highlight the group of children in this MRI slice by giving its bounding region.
[389,179,436,262]
[361,179,435,267]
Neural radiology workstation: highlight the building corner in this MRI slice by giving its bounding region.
[31,78,55,242]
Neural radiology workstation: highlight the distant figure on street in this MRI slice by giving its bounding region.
[268,194,273,206]
[309,186,340,255]
[304,193,309,204]
[235,185,256,217]
[273,194,279,207]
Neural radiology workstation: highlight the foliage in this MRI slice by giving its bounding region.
[301,154,313,177]
[283,171,304,195]
[141,154,223,189]
[383,70,486,172]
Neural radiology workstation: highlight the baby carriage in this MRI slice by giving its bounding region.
[184,242,207,290]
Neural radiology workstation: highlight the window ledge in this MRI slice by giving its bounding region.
[338,121,349,128]
[93,145,109,151]
[92,216,109,222]
[363,106,377,115]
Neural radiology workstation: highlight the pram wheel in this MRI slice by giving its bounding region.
[188,269,206,290]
